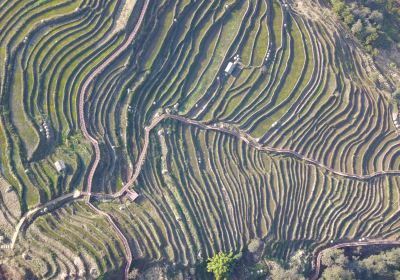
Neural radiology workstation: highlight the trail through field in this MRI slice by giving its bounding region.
[11,112,400,279]
[76,1,149,279]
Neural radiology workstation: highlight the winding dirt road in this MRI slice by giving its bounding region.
[73,1,400,278]
[86,202,133,279]
[11,111,400,279]
[80,0,150,200]
[7,1,399,279]
[112,112,400,201]
[77,1,150,279]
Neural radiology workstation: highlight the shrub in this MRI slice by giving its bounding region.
[331,0,346,15]
[351,19,364,36]
[321,265,355,280]
[321,249,349,267]
[342,10,355,26]
[270,267,305,280]
[392,89,400,100]
[207,252,239,280]
[369,10,383,24]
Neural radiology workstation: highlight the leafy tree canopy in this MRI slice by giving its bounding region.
[321,249,348,267]
[207,252,238,280]
[321,265,355,280]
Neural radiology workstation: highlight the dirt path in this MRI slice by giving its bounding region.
[114,113,400,195]
[11,113,400,278]
[77,1,150,279]
[80,0,149,201]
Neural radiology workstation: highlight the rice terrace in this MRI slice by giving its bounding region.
[0,0,400,279]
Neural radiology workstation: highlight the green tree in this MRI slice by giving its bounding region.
[321,249,349,267]
[384,0,399,15]
[384,247,400,265]
[365,31,379,45]
[357,6,372,19]
[270,267,305,280]
[128,268,139,280]
[351,19,364,36]
[321,265,355,280]
[357,248,400,278]
[331,0,346,15]
[207,252,237,280]
[248,238,263,254]
[392,89,400,100]
[342,9,355,26]
[97,273,109,280]
[358,254,389,277]
[289,250,310,274]
[369,10,383,24]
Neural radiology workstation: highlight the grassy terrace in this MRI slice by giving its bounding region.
[0,0,130,207]
[1,0,400,278]
[102,121,400,271]
[20,202,125,279]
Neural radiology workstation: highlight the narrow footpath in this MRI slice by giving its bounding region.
[11,112,400,279]
[77,1,150,279]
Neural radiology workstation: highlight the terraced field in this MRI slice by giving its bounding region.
[103,121,400,265]
[0,0,399,279]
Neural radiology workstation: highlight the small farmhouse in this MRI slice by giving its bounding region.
[54,160,66,172]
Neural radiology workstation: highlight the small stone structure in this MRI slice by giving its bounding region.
[224,61,237,75]
[126,190,139,202]
[54,160,66,172]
